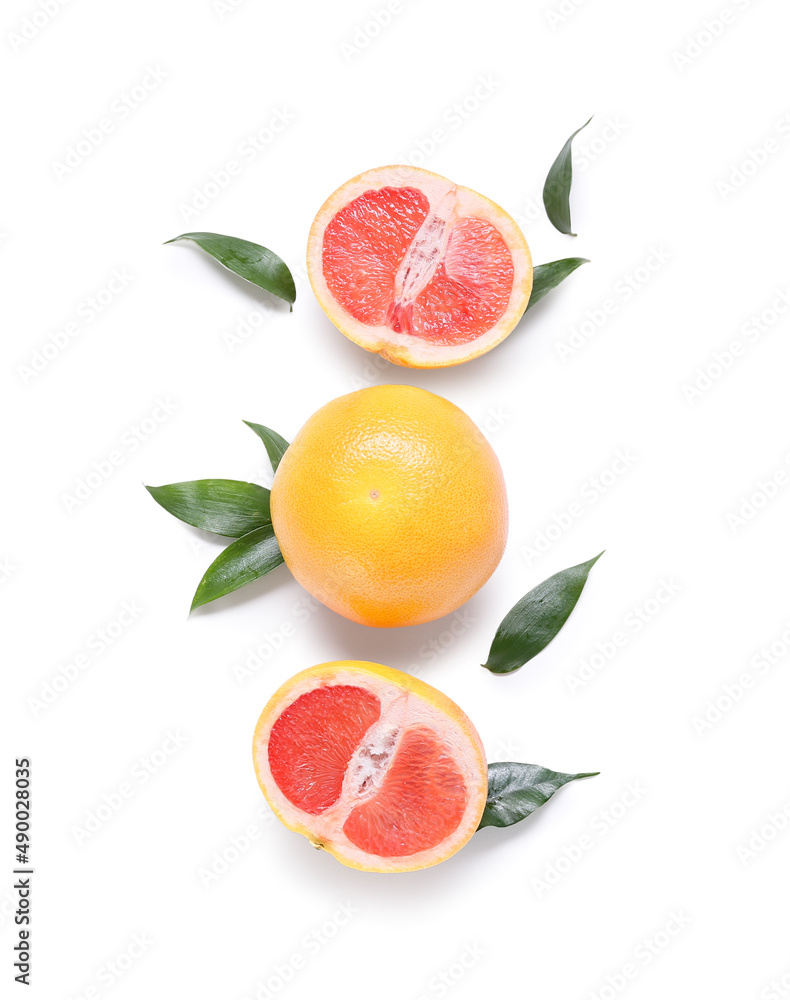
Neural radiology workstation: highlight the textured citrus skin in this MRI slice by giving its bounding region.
[252,661,488,873]
[307,165,533,368]
[270,385,508,628]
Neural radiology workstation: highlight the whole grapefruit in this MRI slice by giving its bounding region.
[270,385,508,628]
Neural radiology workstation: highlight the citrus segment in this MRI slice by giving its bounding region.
[323,186,429,325]
[308,165,532,367]
[267,685,381,815]
[252,661,488,873]
[343,727,467,857]
[407,217,514,345]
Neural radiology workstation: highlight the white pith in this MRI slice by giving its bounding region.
[253,665,488,874]
[342,712,405,803]
[307,165,533,368]
[388,186,457,328]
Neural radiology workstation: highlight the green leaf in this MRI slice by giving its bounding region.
[525,258,589,312]
[543,117,592,235]
[190,524,284,613]
[482,552,603,674]
[165,232,296,309]
[145,480,271,537]
[243,421,290,472]
[478,762,599,829]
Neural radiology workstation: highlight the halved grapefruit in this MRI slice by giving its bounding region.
[307,165,532,368]
[252,661,488,873]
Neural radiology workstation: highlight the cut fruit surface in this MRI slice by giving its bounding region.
[253,661,488,873]
[308,165,533,368]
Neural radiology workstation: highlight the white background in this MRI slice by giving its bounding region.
[3,0,790,997]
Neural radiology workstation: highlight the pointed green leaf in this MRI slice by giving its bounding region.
[243,421,290,472]
[525,258,589,312]
[190,524,284,612]
[478,762,599,829]
[482,552,604,674]
[145,480,271,537]
[165,232,296,308]
[543,116,593,235]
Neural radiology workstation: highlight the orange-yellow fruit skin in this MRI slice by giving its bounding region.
[270,385,508,628]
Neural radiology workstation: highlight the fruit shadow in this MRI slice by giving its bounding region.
[269,800,555,907]
[311,589,491,675]
[319,288,560,402]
